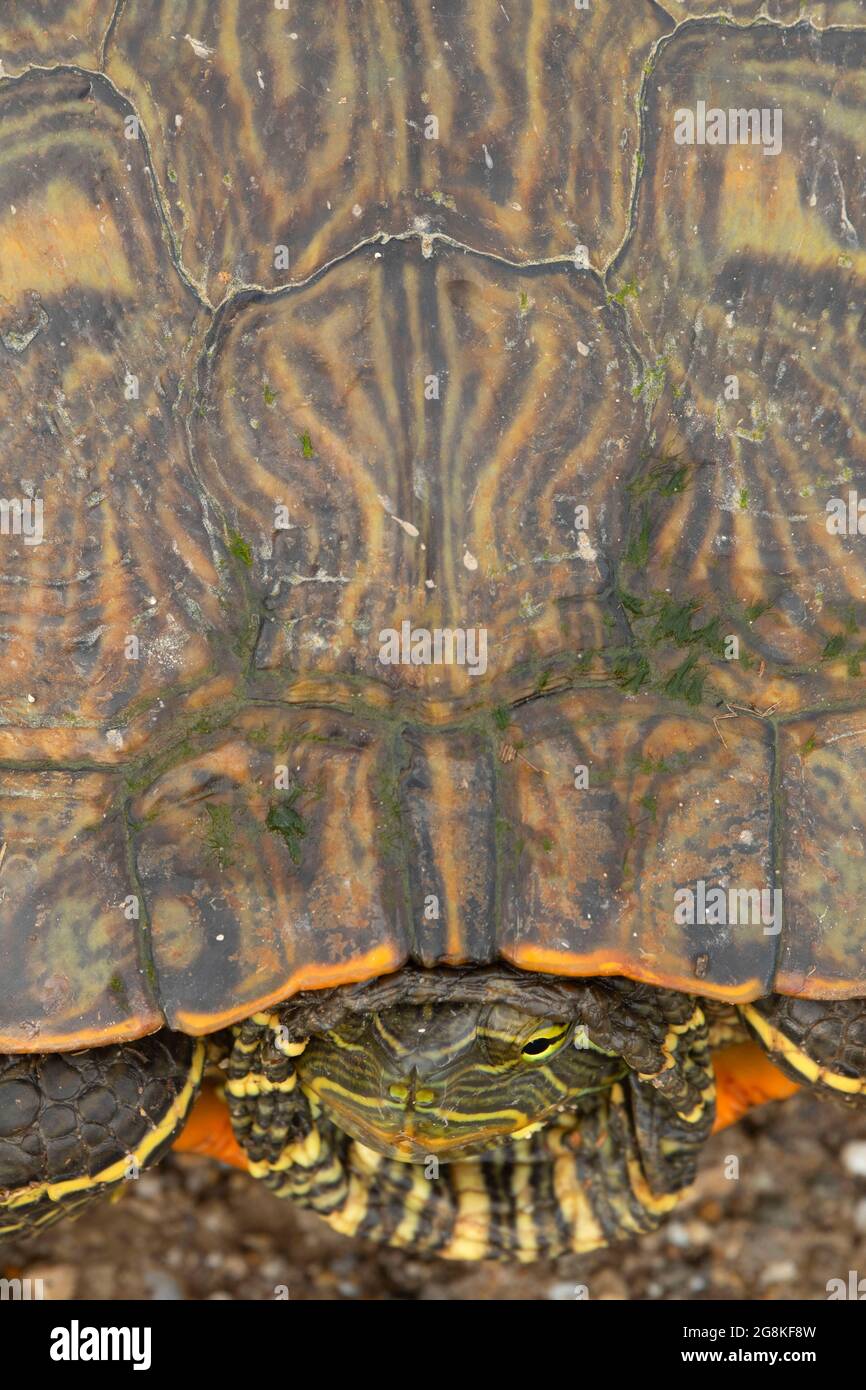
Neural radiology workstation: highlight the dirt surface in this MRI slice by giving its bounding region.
[5,1092,866,1302]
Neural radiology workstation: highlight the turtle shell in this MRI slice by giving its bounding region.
[2,5,866,1050]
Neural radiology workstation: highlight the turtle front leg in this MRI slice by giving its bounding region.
[234,1078,709,1262]
[225,1014,353,1215]
[741,996,866,1101]
[0,1032,204,1239]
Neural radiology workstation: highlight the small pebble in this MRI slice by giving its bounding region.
[759,1259,798,1286]
[24,1263,76,1301]
[547,1281,587,1301]
[143,1269,184,1300]
[842,1141,866,1177]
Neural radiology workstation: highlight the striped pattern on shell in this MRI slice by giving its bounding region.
[1,1,866,1049]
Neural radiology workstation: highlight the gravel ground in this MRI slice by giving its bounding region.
[4,1092,866,1301]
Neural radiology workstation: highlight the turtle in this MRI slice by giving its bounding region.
[1,0,866,1264]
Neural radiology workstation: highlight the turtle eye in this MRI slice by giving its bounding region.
[520,1026,569,1062]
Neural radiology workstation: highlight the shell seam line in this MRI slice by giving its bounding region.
[202,228,610,323]
[0,61,212,312]
[606,12,866,284]
[0,686,861,780]
[3,10,866,311]
[768,717,785,992]
[99,0,127,70]
[121,792,166,1025]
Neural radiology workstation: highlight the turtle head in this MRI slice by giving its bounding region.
[296,998,626,1162]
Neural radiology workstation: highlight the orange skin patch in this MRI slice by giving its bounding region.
[173,1043,800,1172]
[173,1087,247,1170]
[711,1041,800,1133]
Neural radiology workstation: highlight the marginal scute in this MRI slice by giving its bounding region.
[402,726,498,967]
[776,715,866,997]
[495,691,776,1000]
[0,770,163,1051]
[131,708,410,1032]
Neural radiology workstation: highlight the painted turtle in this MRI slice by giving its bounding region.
[1,2,865,1261]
